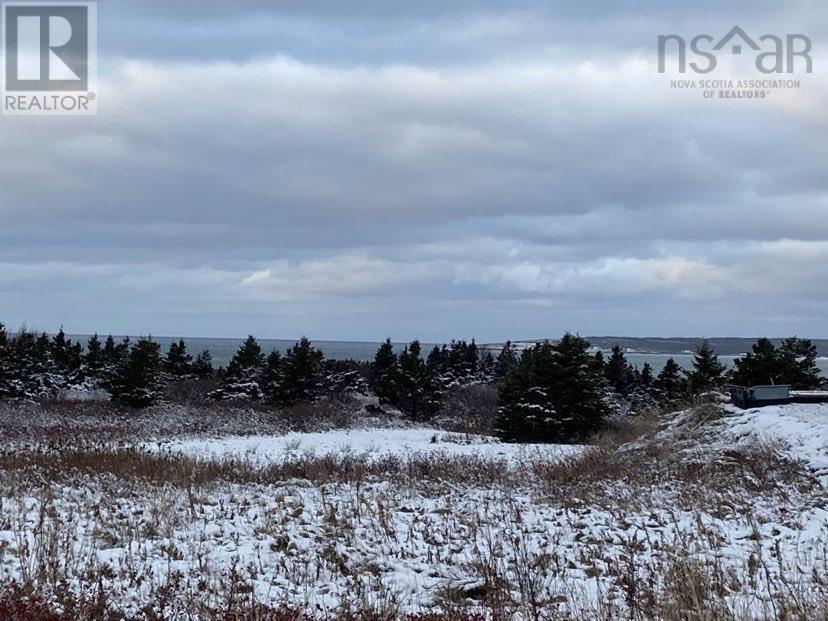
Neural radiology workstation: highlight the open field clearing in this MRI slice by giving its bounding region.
[0,403,826,619]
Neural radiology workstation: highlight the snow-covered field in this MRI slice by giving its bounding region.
[0,404,826,619]
[723,402,828,483]
[147,427,584,465]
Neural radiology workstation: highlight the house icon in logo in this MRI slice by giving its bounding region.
[713,26,760,56]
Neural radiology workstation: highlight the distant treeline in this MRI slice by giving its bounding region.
[0,321,823,443]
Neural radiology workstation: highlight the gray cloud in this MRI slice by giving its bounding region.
[0,2,826,340]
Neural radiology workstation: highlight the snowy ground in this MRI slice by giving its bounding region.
[722,402,828,483]
[0,404,826,618]
[146,427,584,465]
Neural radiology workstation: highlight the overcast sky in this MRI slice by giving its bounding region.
[1,1,826,342]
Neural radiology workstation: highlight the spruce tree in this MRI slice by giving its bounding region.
[732,337,823,390]
[605,346,634,396]
[396,341,438,421]
[494,341,519,381]
[731,338,780,387]
[50,328,82,386]
[372,339,399,405]
[211,336,266,401]
[163,339,194,379]
[110,338,162,408]
[100,336,130,390]
[627,363,658,412]
[687,340,726,393]
[276,337,325,405]
[261,350,284,405]
[496,334,609,443]
[640,363,654,391]
[655,358,685,403]
[322,360,370,398]
[0,323,12,399]
[778,337,822,389]
[83,334,106,383]
[192,349,214,379]
[479,351,496,382]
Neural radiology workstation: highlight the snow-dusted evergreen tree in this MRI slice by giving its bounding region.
[110,338,162,408]
[494,341,519,382]
[778,337,823,389]
[2,331,63,399]
[371,339,399,405]
[261,350,283,405]
[478,351,496,382]
[192,349,214,379]
[82,334,106,384]
[0,323,12,399]
[627,363,658,412]
[211,335,265,401]
[396,340,439,421]
[50,328,82,387]
[686,340,726,394]
[731,337,822,390]
[655,358,685,403]
[163,339,194,379]
[605,346,635,397]
[100,335,130,390]
[322,360,369,399]
[446,340,479,385]
[496,334,609,443]
[276,338,325,406]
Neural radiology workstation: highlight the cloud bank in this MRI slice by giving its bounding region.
[0,1,826,340]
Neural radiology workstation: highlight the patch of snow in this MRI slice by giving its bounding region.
[723,402,828,483]
[146,427,584,465]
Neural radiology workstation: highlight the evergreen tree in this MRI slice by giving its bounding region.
[100,335,130,389]
[396,341,439,421]
[261,350,284,405]
[640,363,654,391]
[50,328,82,385]
[687,340,726,393]
[163,339,194,379]
[0,323,12,399]
[778,337,822,390]
[655,358,685,403]
[605,346,635,396]
[494,341,519,381]
[496,334,609,443]
[591,351,605,373]
[371,339,399,405]
[276,337,325,405]
[479,351,496,382]
[732,338,781,387]
[83,334,106,382]
[211,336,266,401]
[322,360,370,398]
[192,349,214,379]
[732,337,823,390]
[110,338,162,408]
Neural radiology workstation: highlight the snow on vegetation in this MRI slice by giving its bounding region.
[148,428,584,465]
[722,402,828,484]
[0,404,827,619]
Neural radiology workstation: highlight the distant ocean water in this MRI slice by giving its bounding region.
[68,335,828,375]
[624,353,828,376]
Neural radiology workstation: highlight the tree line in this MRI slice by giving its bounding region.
[0,322,823,443]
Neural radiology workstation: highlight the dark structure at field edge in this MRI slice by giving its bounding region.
[730,384,828,409]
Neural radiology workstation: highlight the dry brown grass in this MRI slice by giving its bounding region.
[0,403,825,619]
